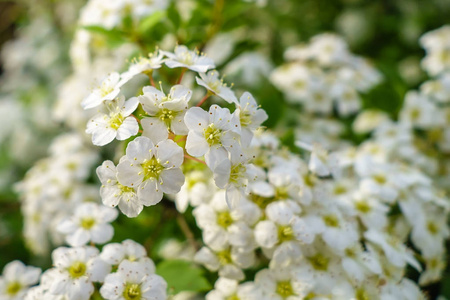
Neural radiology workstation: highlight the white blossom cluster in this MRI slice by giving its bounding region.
[354,25,450,191]
[15,133,99,255]
[20,240,167,300]
[270,33,382,117]
[75,44,448,298]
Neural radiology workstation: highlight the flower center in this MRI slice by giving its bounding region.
[6,281,22,296]
[239,110,252,127]
[307,253,329,271]
[217,211,233,228]
[100,85,114,98]
[427,221,439,235]
[142,157,164,180]
[217,250,232,265]
[118,183,135,195]
[80,217,96,229]
[355,288,370,300]
[123,283,142,300]
[109,113,124,130]
[322,214,339,227]
[68,261,87,278]
[204,124,222,146]
[276,281,295,298]
[355,200,371,213]
[226,294,240,300]
[372,174,386,185]
[278,225,294,242]
[158,109,176,126]
[229,164,246,185]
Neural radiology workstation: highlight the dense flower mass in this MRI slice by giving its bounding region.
[2,0,450,299]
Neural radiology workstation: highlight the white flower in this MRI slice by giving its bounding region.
[86,96,139,146]
[120,50,165,83]
[100,260,167,300]
[213,151,263,207]
[82,72,124,110]
[364,230,421,271]
[138,85,191,143]
[50,246,110,300]
[253,267,306,300]
[194,246,255,281]
[235,92,268,147]
[196,71,238,104]
[184,105,240,168]
[162,45,215,73]
[97,160,143,218]
[116,136,185,206]
[57,202,118,247]
[0,261,41,300]
[100,239,155,273]
[206,277,262,300]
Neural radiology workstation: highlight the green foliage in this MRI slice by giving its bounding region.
[156,260,212,294]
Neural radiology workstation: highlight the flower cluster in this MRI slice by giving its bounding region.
[271,33,382,117]
[77,44,449,298]
[23,240,167,300]
[16,133,99,254]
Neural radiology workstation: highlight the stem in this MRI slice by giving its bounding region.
[184,154,206,165]
[175,136,187,142]
[176,68,187,84]
[196,94,210,107]
[139,129,143,134]
[148,74,156,87]
[176,214,200,251]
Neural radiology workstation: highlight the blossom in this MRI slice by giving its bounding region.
[82,72,124,110]
[196,71,238,104]
[184,105,240,167]
[0,261,41,300]
[96,160,143,218]
[116,137,185,206]
[57,202,118,247]
[120,50,165,84]
[162,45,215,73]
[86,96,139,146]
[138,85,191,143]
[50,246,110,300]
[100,260,167,300]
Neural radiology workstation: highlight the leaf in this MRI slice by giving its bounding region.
[81,25,127,48]
[138,11,166,34]
[156,260,212,294]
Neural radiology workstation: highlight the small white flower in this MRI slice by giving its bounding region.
[120,50,165,83]
[184,105,240,168]
[82,72,124,110]
[138,85,191,143]
[86,96,139,146]
[234,92,268,147]
[100,239,155,273]
[0,261,41,300]
[116,136,185,206]
[162,45,215,73]
[196,71,238,104]
[100,260,167,300]
[57,202,118,247]
[96,160,143,218]
[50,246,110,300]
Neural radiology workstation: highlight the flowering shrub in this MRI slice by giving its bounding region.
[1,0,450,299]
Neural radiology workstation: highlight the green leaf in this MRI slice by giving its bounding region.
[167,3,181,29]
[138,11,166,34]
[156,260,211,294]
[81,25,127,48]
